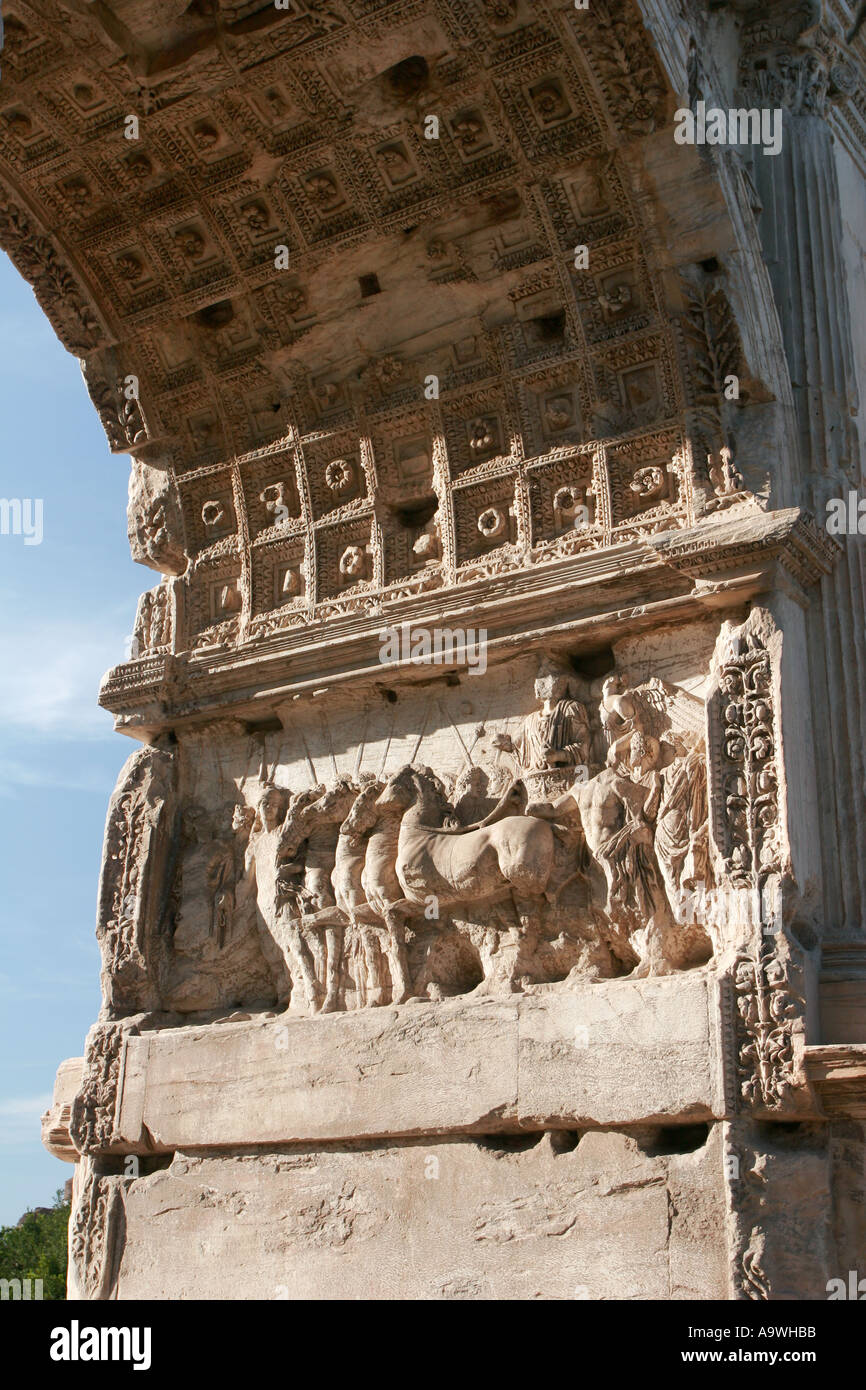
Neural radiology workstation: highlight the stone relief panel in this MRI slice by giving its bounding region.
[607,431,691,537]
[127,460,187,577]
[177,467,239,558]
[453,474,521,568]
[185,553,244,650]
[69,1022,130,1156]
[526,449,600,554]
[240,452,303,540]
[132,582,172,658]
[90,638,733,1021]
[303,432,370,523]
[250,537,309,630]
[149,418,714,649]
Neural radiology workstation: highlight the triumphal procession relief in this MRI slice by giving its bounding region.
[98,654,720,1018]
[5,0,865,1299]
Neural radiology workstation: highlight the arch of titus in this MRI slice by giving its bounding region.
[8,0,866,1299]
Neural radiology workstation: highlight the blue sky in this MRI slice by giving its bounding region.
[0,250,145,1225]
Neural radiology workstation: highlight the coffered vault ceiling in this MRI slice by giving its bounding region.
[3,0,825,718]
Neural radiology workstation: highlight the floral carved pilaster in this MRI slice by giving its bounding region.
[711,620,781,889]
[68,1157,129,1301]
[69,1021,134,1156]
[708,612,815,1118]
[96,745,178,1015]
[732,939,806,1113]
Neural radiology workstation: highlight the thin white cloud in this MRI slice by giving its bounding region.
[0,615,130,737]
[0,756,113,796]
[0,1094,53,1148]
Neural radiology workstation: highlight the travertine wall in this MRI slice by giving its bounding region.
[112,1129,729,1301]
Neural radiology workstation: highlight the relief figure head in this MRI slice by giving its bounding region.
[258,786,289,831]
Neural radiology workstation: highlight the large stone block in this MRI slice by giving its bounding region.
[113,977,719,1152]
[111,1128,728,1301]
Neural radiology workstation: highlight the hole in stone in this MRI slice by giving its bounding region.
[138,1153,175,1175]
[700,257,721,274]
[93,1152,174,1177]
[476,1132,545,1154]
[195,299,234,328]
[92,1155,125,1176]
[642,1123,710,1156]
[359,273,381,298]
[403,224,419,236]
[393,497,437,529]
[570,646,615,680]
[532,310,567,341]
[421,938,484,997]
[549,1130,583,1154]
[385,55,429,99]
[382,688,398,703]
[754,1120,823,1149]
[244,716,283,734]
[445,673,460,686]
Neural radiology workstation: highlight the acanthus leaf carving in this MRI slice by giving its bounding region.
[0,195,104,354]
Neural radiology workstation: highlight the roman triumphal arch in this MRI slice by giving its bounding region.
[4,0,866,1297]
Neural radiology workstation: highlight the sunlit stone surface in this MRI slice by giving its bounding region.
[8,0,866,1299]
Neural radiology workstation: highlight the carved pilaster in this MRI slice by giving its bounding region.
[723,1118,833,1300]
[708,615,784,892]
[738,5,857,119]
[708,611,817,1117]
[69,1022,132,1155]
[734,3,866,940]
[68,1158,129,1302]
[96,745,178,1015]
[731,937,808,1113]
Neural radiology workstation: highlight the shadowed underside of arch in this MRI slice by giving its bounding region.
[0,0,831,734]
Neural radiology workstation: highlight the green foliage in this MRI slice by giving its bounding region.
[0,1188,69,1300]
